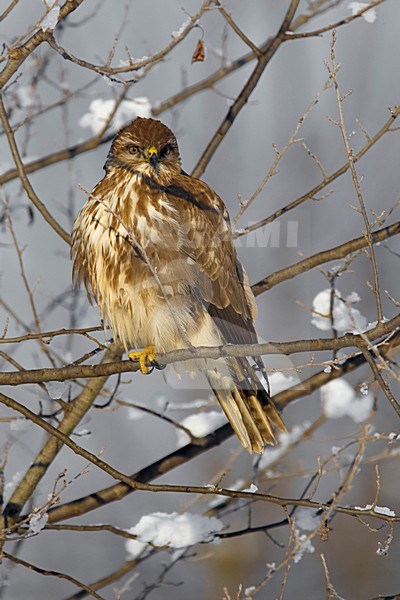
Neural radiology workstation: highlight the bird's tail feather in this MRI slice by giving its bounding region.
[206,366,286,454]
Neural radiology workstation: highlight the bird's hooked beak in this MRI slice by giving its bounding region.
[147,146,159,169]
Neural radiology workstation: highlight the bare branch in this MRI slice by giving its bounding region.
[191,0,301,178]
[46,1,212,78]
[42,342,399,525]
[0,0,86,88]
[0,94,70,244]
[286,0,385,39]
[1,551,104,600]
[327,31,383,322]
[3,345,123,521]
[235,107,400,238]
[253,221,400,295]
[1,314,399,386]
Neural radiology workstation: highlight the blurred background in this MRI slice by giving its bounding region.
[1,1,400,598]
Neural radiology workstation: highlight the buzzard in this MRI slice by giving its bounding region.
[72,117,286,453]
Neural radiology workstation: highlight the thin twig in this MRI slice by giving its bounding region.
[214,1,262,56]
[1,552,104,600]
[252,221,400,295]
[0,0,20,23]
[285,0,385,39]
[3,345,123,521]
[0,0,85,88]
[233,69,336,226]
[357,339,400,419]
[0,326,103,345]
[2,196,57,367]
[234,107,400,238]
[327,31,383,322]
[45,1,212,79]
[29,344,400,525]
[2,388,397,523]
[0,95,70,244]
[191,0,301,178]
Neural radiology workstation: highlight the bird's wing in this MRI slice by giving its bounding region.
[164,173,257,345]
[163,173,286,451]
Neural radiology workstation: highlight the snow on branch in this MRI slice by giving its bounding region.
[311,289,367,333]
[128,512,224,549]
[321,378,374,422]
[79,98,152,135]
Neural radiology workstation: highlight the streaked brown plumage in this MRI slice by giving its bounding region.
[71,117,286,453]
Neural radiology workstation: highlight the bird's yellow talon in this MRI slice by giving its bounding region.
[128,345,157,374]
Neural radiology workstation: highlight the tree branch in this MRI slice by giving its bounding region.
[0,0,86,88]
[3,345,123,520]
[191,0,300,178]
[45,1,211,78]
[1,315,399,386]
[285,0,385,39]
[1,551,104,600]
[0,94,70,244]
[44,339,399,525]
[253,221,400,295]
[235,107,400,238]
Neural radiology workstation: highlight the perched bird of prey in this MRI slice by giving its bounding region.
[72,117,286,453]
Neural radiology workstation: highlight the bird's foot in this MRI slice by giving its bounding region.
[128,345,158,375]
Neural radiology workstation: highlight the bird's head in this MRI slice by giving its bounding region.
[106,117,181,182]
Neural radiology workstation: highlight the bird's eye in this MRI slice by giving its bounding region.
[161,144,173,157]
[128,145,140,154]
